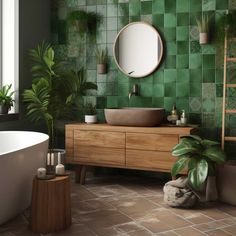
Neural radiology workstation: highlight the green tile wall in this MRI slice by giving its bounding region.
[52,0,236,153]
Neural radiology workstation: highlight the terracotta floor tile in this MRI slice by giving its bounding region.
[185,213,213,224]
[116,222,145,233]
[193,220,228,232]
[206,229,234,236]
[174,226,206,235]
[222,224,236,234]
[128,229,154,235]
[158,231,179,235]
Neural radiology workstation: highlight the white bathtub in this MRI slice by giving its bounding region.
[0,131,49,225]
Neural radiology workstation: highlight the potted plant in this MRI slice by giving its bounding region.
[23,42,97,154]
[171,135,226,201]
[0,84,15,114]
[95,47,108,74]
[84,103,97,124]
[196,13,210,44]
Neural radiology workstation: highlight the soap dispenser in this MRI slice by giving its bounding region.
[170,104,179,124]
[180,110,187,125]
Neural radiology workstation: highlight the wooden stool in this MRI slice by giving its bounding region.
[30,176,71,233]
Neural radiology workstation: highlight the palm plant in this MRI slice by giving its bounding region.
[196,13,209,33]
[0,84,15,113]
[95,47,107,64]
[23,42,97,150]
[171,135,226,190]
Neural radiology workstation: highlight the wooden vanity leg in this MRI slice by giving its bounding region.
[80,166,87,185]
[75,165,82,183]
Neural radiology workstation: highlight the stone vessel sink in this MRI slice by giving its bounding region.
[104,108,165,127]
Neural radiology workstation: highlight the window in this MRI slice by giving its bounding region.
[1,0,19,113]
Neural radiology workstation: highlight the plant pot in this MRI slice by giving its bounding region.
[97,64,106,74]
[0,105,9,114]
[217,161,236,206]
[199,32,208,44]
[206,176,218,201]
[85,115,97,124]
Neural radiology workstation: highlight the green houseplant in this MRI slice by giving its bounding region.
[22,42,97,150]
[95,47,108,74]
[84,103,97,124]
[171,135,226,191]
[0,84,15,114]
[196,13,210,44]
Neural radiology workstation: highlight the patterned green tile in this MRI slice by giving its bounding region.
[176,0,189,13]
[202,83,215,98]
[152,0,165,14]
[129,0,140,16]
[141,15,152,24]
[229,0,236,9]
[97,82,107,95]
[203,69,215,83]
[216,84,223,97]
[177,41,189,54]
[202,0,216,11]
[164,83,176,97]
[177,13,190,26]
[190,41,201,53]
[165,0,176,13]
[141,1,152,15]
[176,26,189,41]
[176,55,189,69]
[164,13,176,27]
[189,97,202,113]
[203,54,215,69]
[189,54,202,69]
[202,98,215,112]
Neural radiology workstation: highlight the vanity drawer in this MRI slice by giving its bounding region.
[74,130,125,148]
[126,133,178,151]
[74,145,125,166]
[126,149,176,171]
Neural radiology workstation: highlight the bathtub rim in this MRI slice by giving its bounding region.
[0,131,49,156]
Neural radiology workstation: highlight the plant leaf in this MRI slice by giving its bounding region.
[172,138,200,156]
[171,156,189,177]
[188,159,208,190]
[201,139,219,147]
[202,146,226,164]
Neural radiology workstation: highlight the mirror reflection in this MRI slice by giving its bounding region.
[113,22,163,78]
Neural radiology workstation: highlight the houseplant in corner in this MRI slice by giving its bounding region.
[0,84,15,114]
[171,135,226,201]
[23,42,97,156]
[95,47,108,74]
[196,13,210,44]
[84,103,97,124]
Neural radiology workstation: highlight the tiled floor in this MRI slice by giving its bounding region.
[1,172,236,236]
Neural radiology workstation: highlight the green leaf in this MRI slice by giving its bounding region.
[180,135,202,142]
[188,157,197,170]
[171,156,189,176]
[172,139,200,156]
[202,146,226,164]
[188,159,208,190]
[201,139,219,148]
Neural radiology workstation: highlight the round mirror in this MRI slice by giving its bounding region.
[113,22,163,78]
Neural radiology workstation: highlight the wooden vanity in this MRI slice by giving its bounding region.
[66,123,196,184]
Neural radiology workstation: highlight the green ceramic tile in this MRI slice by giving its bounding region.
[153,84,164,97]
[189,97,202,113]
[190,83,202,97]
[189,113,202,124]
[190,0,202,12]
[164,69,177,83]
[129,97,153,107]
[164,14,176,27]
[117,96,129,107]
[177,69,190,83]
[107,30,117,43]
[165,55,176,68]
[202,0,216,11]
[177,13,190,26]
[97,74,107,83]
[153,70,164,83]
[164,97,177,112]
[118,16,129,30]
[189,54,202,69]
[203,69,215,83]
[190,41,201,53]
[118,83,129,96]
[152,0,165,14]
[107,17,118,30]
[202,44,216,54]
[167,42,177,55]
[86,0,97,5]
[141,83,153,97]
[144,74,153,84]
[106,82,116,96]
[96,96,107,109]
[216,0,228,9]
[97,5,107,17]
[107,4,118,17]
[190,69,202,83]
[202,98,215,112]
[165,0,176,13]
[164,27,176,41]
[176,0,189,13]
[164,82,176,97]
[176,55,189,69]
[176,82,189,97]
[216,84,223,97]
[152,97,164,107]
[176,26,189,41]
[129,15,141,22]
[190,12,201,26]
[202,83,215,98]
[97,83,107,96]
[152,14,164,28]
[176,98,189,111]
[58,20,67,44]
[177,41,189,54]
[229,0,236,9]
[118,3,128,16]
[141,1,152,15]
[97,31,107,43]
[129,0,140,16]
[141,15,152,24]
[203,54,215,69]
[97,0,106,4]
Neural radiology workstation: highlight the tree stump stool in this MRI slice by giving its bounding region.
[30,176,71,233]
